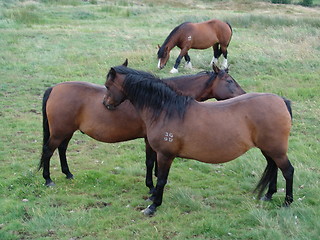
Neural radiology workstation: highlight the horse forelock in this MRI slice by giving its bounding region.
[121,71,193,122]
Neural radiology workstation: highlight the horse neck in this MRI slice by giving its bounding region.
[163,73,214,101]
[163,33,178,51]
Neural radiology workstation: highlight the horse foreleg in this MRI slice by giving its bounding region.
[58,136,74,180]
[145,138,157,194]
[170,55,182,73]
[170,48,190,73]
[143,153,174,216]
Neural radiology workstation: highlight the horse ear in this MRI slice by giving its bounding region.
[123,59,128,67]
[212,63,220,73]
[225,65,230,73]
[108,67,116,80]
[157,44,161,49]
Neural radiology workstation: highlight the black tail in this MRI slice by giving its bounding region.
[226,22,233,47]
[282,97,292,120]
[254,159,277,199]
[39,87,53,171]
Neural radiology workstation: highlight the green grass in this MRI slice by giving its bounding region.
[1,0,320,239]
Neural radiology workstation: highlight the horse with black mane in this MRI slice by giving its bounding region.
[157,19,232,73]
[39,60,245,188]
[103,65,294,216]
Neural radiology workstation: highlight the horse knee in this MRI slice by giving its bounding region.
[156,178,167,188]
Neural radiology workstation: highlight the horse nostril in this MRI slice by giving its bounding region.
[107,104,115,111]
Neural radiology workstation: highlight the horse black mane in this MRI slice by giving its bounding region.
[157,22,189,58]
[111,65,193,122]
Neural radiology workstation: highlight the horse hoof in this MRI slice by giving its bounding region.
[66,174,74,180]
[260,195,272,202]
[170,68,178,74]
[142,205,156,216]
[45,181,56,187]
[282,202,291,208]
[184,62,192,69]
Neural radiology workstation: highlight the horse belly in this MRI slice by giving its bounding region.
[189,26,218,49]
[80,102,145,143]
[191,33,218,49]
[179,134,253,164]
[175,114,254,163]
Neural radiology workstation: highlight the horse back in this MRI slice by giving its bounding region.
[148,93,291,163]
[201,93,292,149]
[180,19,232,49]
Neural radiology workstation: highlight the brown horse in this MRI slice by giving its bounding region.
[157,19,232,73]
[103,65,294,216]
[39,62,245,187]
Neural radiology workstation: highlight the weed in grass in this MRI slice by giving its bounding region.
[2,4,45,25]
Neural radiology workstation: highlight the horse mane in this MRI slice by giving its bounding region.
[157,22,189,58]
[112,66,193,122]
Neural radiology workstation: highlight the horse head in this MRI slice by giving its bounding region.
[207,63,246,100]
[157,45,170,69]
[103,68,127,110]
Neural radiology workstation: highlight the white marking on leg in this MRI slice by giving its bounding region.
[184,61,192,69]
[210,57,218,66]
[170,67,178,74]
[221,57,228,69]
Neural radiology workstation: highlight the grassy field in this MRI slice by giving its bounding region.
[0,0,319,239]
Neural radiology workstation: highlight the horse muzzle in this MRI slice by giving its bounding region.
[102,100,116,110]
[158,59,165,70]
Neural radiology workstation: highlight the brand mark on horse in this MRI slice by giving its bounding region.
[164,132,174,142]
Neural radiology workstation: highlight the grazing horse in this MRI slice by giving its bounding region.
[157,19,232,73]
[103,66,294,216]
[39,61,245,187]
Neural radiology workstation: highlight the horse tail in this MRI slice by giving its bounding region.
[282,97,292,120]
[254,158,277,199]
[39,87,53,171]
[225,22,233,46]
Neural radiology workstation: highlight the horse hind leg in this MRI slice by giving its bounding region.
[259,151,278,201]
[258,151,294,206]
[254,151,278,201]
[40,137,62,186]
[58,135,74,180]
[184,53,192,69]
[40,143,55,186]
[279,157,294,206]
[220,45,228,69]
